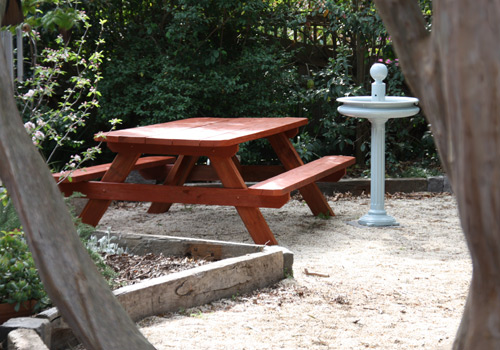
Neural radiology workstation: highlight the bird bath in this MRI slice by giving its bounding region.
[337,63,419,226]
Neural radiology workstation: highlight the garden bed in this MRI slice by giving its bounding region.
[1,233,293,350]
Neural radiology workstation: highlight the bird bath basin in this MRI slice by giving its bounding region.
[337,63,420,227]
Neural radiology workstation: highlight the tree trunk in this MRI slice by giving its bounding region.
[373,0,500,348]
[0,12,156,350]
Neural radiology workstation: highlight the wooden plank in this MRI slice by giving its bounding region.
[91,231,266,260]
[95,118,223,144]
[106,142,239,157]
[53,156,175,183]
[148,155,198,214]
[78,152,141,226]
[98,118,308,148]
[210,156,279,245]
[39,236,293,345]
[250,156,356,195]
[59,182,290,208]
[114,248,286,321]
[185,243,223,261]
[196,118,306,147]
[140,164,287,182]
[267,133,336,217]
[148,164,347,184]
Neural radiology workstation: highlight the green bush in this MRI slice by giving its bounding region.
[286,0,438,174]
[90,0,295,121]
[0,193,120,311]
[0,230,48,312]
[19,0,438,173]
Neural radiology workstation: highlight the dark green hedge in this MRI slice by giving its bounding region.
[22,0,438,174]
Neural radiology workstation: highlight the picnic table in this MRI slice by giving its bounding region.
[55,117,355,245]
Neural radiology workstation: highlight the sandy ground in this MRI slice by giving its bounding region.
[97,193,470,350]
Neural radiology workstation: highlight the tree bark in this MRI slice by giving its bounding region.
[0,20,156,350]
[373,0,500,348]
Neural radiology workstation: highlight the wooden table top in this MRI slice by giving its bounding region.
[97,117,308,147]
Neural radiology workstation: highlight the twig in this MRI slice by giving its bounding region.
[304,268,330,278]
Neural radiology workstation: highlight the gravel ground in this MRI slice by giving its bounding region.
[94,193,470,350]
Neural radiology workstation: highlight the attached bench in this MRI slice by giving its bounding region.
[248,155,356,196]
[53,156,176,184]
[140,157,355,185]
[55,155,354,209]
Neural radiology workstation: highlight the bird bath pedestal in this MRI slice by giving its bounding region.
[337,63,419,226]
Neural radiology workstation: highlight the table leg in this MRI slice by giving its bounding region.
[147,155,198,214]
[267,133,334,217]
[79,152,141,226]
[210,156,278,245]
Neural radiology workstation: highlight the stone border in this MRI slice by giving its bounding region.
[126,170,452,195]
[1,234,293,350]
[317,175,452,195]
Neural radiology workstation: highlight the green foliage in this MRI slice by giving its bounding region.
[14,6,118,173]
[0,194,122,308]
[82,241,119,288]
[14,0,438,172]
[21,0,86,32]
[90,0,301,130]
[0,230,48,312]
[290,0,437,173]
[0,190,22,232]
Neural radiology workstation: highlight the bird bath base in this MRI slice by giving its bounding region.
[358,210,399,227]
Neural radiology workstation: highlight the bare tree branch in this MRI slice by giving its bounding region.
[0,38,156,350]
[0,0,7,23]
[373,0,450,173]
[373,0,429,86]
[374,1,500,348]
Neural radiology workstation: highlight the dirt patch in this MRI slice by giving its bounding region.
[96,193,469,350]
[104,253,210,287]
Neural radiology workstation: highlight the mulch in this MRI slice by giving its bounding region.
[103,253,209,288]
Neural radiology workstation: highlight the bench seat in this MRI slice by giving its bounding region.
[249,155,355,196]
[53,156,176,183]
[55,155,354,210]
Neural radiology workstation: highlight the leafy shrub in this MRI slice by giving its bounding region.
[0,230,48,311]
[287,1,438,174]
[0,192,121,305]
[16,0,438,172]
[10,1,122,173]
[93,0,300,132]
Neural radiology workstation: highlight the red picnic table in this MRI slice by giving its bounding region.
[55,117,355,245]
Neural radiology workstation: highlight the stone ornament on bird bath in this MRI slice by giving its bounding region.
[337,63,420,227]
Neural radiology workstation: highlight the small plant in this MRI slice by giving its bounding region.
[0,194,123,298]
[0,189,21,232]
[85,231,127,255]
[0,230,48,312]
[316,212,331,220]
[284,268,294,279]
[189,310,204,318]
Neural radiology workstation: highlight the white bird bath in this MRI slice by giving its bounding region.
[337,63,419,227]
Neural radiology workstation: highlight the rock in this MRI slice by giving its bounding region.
[7,328,49,350]
[1,317,50,348]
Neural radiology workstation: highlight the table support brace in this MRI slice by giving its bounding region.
[148,155,198,214]
[267,133,334,217]
[210,156,278,245]
[79,152,141,226]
